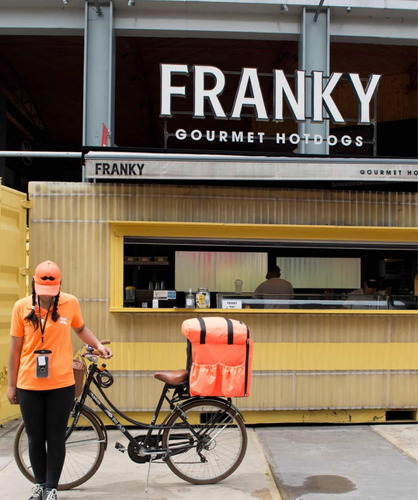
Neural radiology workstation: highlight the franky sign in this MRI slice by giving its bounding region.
[160,64,381,124]
[84,153,418,182]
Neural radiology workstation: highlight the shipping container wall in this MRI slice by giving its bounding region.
[28,182,418,420]
[0,183,27,424]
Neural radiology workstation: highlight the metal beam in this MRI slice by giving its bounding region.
[91,0,103,16]
[83,1,115,146]
[0,150,81,158]
[314,0,325,22]
[298,7,330,154]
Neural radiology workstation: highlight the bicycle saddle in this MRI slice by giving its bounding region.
[154,369,188,386]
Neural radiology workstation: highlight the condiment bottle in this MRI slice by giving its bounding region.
[196,287,210,308]
[186,288,195,308]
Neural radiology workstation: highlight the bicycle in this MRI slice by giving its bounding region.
[14,341,248,491]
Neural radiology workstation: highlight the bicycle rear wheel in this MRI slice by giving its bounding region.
[162,398,247,484]
[14,407,106,490]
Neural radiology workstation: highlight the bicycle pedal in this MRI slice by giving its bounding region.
[115,442,127,453]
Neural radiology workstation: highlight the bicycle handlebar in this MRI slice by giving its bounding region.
[84,339,112,358]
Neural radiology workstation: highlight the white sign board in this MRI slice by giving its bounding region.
[84,152,418,182]
[222,299,243,309]
[153,290,176,300]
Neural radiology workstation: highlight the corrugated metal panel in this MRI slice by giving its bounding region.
[0,183,27,424]
[29,183,418,227]
[28,182,418,418]
[70,310,418,412]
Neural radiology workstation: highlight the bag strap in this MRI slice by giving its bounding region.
[244,326,250,396]
[197,317,236,344]
[186,339,193,373]
[226,318,234,345]
[197,317,206,344]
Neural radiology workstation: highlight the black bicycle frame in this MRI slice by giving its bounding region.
[70,361,237,459]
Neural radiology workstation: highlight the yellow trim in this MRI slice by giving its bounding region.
[95,409,417,425]
[104,341,418,371]
[110,306,417,315]
[111,221,418,244]
[110,221,418,309]
[240,409,388,424]
[258,342,418,370]
[110,224,124,308]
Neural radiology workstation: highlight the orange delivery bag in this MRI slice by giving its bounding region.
[182,317,253,397]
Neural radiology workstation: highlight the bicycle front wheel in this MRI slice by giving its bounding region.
[14,407,106,490]
[162,398,247,484]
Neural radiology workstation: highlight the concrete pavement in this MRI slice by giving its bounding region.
[257,424,418,500]
[0,418,280,500]
[1,419,417,500]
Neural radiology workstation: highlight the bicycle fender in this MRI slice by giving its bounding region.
[178,396,245,422]
[80,404,109,451]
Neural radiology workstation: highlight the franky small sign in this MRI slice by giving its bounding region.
[84,153,417,182]
[94,162,144,176]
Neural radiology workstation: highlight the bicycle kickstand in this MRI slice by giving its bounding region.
[145,454,157,493]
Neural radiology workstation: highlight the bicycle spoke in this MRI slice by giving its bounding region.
[162,400,247,484]
[14,408,106,490]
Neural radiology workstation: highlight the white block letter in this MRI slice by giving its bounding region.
[274,70,306,121]
[160,64,189,117]
[312,72,344,123]
[348,73,381,124]
[194,66,226,119]
[231,68,268,120]
[175,129,187,140]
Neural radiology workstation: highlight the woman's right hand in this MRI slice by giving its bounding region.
[7,386,18,405]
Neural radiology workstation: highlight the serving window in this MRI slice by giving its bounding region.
[109,222,418,311]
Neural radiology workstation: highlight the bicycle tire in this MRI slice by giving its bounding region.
[162,398,247,485]
[14,407,106,490]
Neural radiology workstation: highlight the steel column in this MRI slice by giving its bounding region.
[298,7,330,154]
[83,1,115,147]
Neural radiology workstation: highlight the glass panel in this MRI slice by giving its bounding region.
[276,257,361,289]
[175,251,267,292]
[174,251,217,292]
[217,293,418,310]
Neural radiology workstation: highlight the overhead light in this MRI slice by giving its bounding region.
[128,0,135,6]
[281,4,288,12]
[346,6,352,13]
[62,0,68,5]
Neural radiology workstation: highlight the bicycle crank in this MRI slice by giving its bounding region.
[127,435,165,463]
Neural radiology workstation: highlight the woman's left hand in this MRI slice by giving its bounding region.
[97,344,113,359]
[74,325,114,359]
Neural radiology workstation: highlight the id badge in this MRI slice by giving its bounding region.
[34,349,52,378]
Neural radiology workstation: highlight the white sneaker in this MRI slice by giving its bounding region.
[44,489,58,500]
[28,484,44,500]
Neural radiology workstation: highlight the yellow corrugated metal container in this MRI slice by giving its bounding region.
[0,182,28,424]
[27,182,418,423]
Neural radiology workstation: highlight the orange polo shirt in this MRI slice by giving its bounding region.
[10,292,84,390]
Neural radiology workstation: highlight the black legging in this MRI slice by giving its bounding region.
[17,385,75,489]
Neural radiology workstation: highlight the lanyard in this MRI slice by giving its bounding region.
[38,297,51,343]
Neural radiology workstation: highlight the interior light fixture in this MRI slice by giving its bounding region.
[62,0,68,5]
[128,0,135,6]
[281,4,288,12]
[346,6,352,13]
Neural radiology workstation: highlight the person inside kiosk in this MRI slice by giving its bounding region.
[254,265,294,308]
[346,277,383,309]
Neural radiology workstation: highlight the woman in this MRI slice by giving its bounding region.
[7,260,113,500]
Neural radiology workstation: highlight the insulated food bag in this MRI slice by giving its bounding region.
[182,317,253,397]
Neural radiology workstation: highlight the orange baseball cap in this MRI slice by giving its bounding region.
[34,260,61,296]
